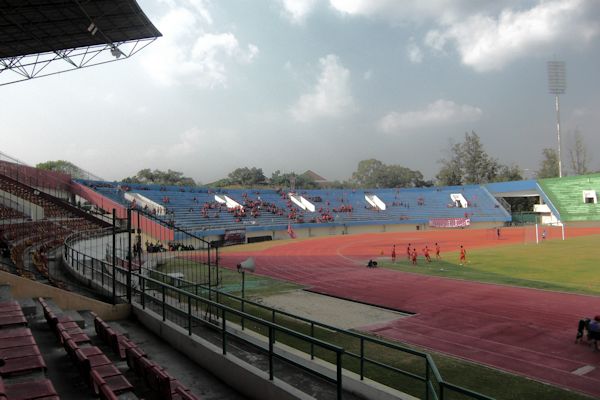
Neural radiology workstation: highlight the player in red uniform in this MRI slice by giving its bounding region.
[422,245,431,262]
[435,242,441,260]
[459,245,467,265]
[391,244,396,263]
[411,248,418,265]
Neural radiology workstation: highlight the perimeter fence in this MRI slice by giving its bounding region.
[62,209,494,400]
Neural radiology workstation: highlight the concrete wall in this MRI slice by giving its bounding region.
[0,189,44,220]
[0,270,129,320]
[132,304,313,400]
[207,220,507,244]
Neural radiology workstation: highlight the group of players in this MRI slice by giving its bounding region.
[390,243,467,266]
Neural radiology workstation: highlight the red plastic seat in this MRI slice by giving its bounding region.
[0,327,31,339]
[90,366,133,395]
[0,345,40,359]
[0,335,35,349]
[173,386,202,400]
[0,377,59,400]
[0,314,27,329]
[0,354,46,377]
[125,345,146,373]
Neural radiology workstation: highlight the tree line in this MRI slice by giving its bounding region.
[36,130,592,189]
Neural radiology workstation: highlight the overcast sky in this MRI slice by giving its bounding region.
[2,0,600,183]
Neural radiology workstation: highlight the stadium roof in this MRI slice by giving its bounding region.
[0,0,161,85]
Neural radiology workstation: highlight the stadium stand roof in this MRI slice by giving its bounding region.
[0,0,161,85]
[485,179,540,197]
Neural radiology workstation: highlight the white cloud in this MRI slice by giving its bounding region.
[166,128,203,157]
[279,0,319,23]
[290,54,354,122]
[141,4,258,88]
[406,38,423,63]
[328,0,487,24]
[424,0,599,72]
[378,99,482,133]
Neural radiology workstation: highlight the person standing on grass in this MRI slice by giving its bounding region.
[391,244,396,263]
[407,243,411,260]
[459,245,467,266]
[423,245,431,263]
[411,248,418,265]
[435,242,441,260]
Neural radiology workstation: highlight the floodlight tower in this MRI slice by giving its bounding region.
[547,60,566,178]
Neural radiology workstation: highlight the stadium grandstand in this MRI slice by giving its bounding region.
[5,144,600,399]
[3,3,600,400]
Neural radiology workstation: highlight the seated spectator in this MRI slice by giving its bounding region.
[576,316,600,350]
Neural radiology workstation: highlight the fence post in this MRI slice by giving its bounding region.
[222,309,227,355]
[188,295,192,336]
[112,209,116,304]
[336,350,342,400]
[126,208,132,303]
[425,361,430,400]
[310,323,315,360]
[162,285,166,322]
[360,337,364,380]
[269,326,274,380]
[141,277,145,309]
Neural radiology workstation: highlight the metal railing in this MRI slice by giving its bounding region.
[63,231,494,400]
[144,267,494,400]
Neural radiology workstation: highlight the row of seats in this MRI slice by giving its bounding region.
[83,180,510,235]
[0,300,59,399]
[0,205,26,221]
[0,176,67,218]
[91,312,200,400]
[39,298,134,399]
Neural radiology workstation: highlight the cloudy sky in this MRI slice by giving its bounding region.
[2,0,600,183]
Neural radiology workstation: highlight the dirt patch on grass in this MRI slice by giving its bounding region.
[259,290,408,329]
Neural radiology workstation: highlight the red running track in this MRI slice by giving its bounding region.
[219,227,600,398]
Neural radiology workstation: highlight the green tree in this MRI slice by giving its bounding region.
[227,167,266,186]
[568,130,590,175]
[437,131,519,185]
[36,160,87,179]
[537,148,559,178]
[494,164,523,182]
[436,141,464,186]
[351,159,427,188]
[270,170,318,189]
[122,169,196,186]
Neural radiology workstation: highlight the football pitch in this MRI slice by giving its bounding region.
[379,234,600,295]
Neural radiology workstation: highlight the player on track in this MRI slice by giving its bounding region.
[422,245,431,263]
[391,245,396,263]
[435,242,441,260]
[406,243,411,260]
[459,245,467,266]
[411,247,418,265]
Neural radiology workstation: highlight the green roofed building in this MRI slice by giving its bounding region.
[538,173,600,222]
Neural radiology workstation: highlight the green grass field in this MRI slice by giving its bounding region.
[379,235,600,295]
[151,243,598,400]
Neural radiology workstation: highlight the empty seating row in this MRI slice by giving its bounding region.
[0,376,58,400]
[0,301,58,399]
[91,313,200,400]
[0,301,27,330]
[39,298,134,399]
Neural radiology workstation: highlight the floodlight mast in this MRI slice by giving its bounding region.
[547,60,566,178]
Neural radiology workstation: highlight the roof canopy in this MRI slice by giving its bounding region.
[0,0,161,85]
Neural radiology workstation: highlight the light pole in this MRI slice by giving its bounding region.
[547,60,566,178]
[237,257,255,330]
